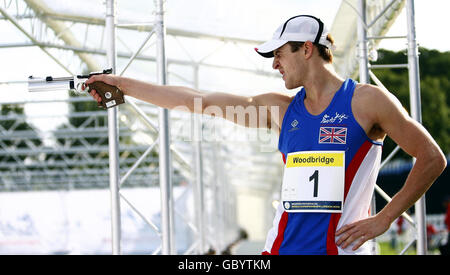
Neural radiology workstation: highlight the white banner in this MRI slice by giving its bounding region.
[0,187,191,254]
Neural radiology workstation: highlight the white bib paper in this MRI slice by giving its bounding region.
[281,151,345,213]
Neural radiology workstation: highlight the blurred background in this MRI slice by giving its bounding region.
[0,0,448,255]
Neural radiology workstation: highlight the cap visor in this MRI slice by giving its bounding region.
[255,39,287,58]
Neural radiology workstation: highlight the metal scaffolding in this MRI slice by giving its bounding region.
[354,0,427,254]
[0,0,430,255]
[0,0,251,255]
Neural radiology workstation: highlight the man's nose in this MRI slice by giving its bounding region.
[272,58,279,70]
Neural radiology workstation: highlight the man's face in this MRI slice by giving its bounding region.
[272,43,305,89]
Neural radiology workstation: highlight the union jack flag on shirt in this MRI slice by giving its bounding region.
[319,127,347,144]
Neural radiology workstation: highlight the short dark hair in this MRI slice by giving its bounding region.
[288,34,335,63]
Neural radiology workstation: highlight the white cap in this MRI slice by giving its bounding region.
[255,15,332,58]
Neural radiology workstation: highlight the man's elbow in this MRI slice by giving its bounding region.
[437,152,447,173]
[429,148,447,175]
[416,141,447,177]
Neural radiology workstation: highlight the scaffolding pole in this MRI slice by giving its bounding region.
[155,0,175,255]
[356,0,427,255]
[356,0,377,255]
[193,65,206,254]
[105,0,122,255]
[357,0,369,84]
[406,0,427,255]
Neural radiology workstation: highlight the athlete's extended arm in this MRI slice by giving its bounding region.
[336,85,447,251]
[85,74,289,130]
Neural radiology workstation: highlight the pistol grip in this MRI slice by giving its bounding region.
[88,81,125,109]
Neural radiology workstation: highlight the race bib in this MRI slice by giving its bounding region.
[281,151,345,213]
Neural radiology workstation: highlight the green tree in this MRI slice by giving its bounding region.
[371,48,450,159]
[0,104,43,190]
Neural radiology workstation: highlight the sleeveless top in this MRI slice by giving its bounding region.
[263,78,382,255]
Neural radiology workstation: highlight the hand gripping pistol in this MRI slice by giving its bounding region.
[28,68,125,109]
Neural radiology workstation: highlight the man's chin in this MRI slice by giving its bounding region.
[285,82,301,90]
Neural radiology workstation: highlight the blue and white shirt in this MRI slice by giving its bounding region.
[263,78,382,255]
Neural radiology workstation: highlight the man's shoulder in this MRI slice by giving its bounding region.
[353,83,401,110]
[255,92,294,106]
[351,83,389,132]
[353,83,384,99]
[352,83,389,110]
[351,82,407,131]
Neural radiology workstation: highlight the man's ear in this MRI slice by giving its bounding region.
[304,40,314,59]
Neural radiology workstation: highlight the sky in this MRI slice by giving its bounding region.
[377,0,450,52]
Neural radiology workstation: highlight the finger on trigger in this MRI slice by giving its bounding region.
[86,75,98,84]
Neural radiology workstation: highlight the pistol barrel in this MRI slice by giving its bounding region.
[28,76,74,92]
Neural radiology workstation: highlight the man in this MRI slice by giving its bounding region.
[86,15,446,254]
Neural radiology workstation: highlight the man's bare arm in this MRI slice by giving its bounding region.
[336,85,447,250]
[85,74,290,130]
[374,88,446,224]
